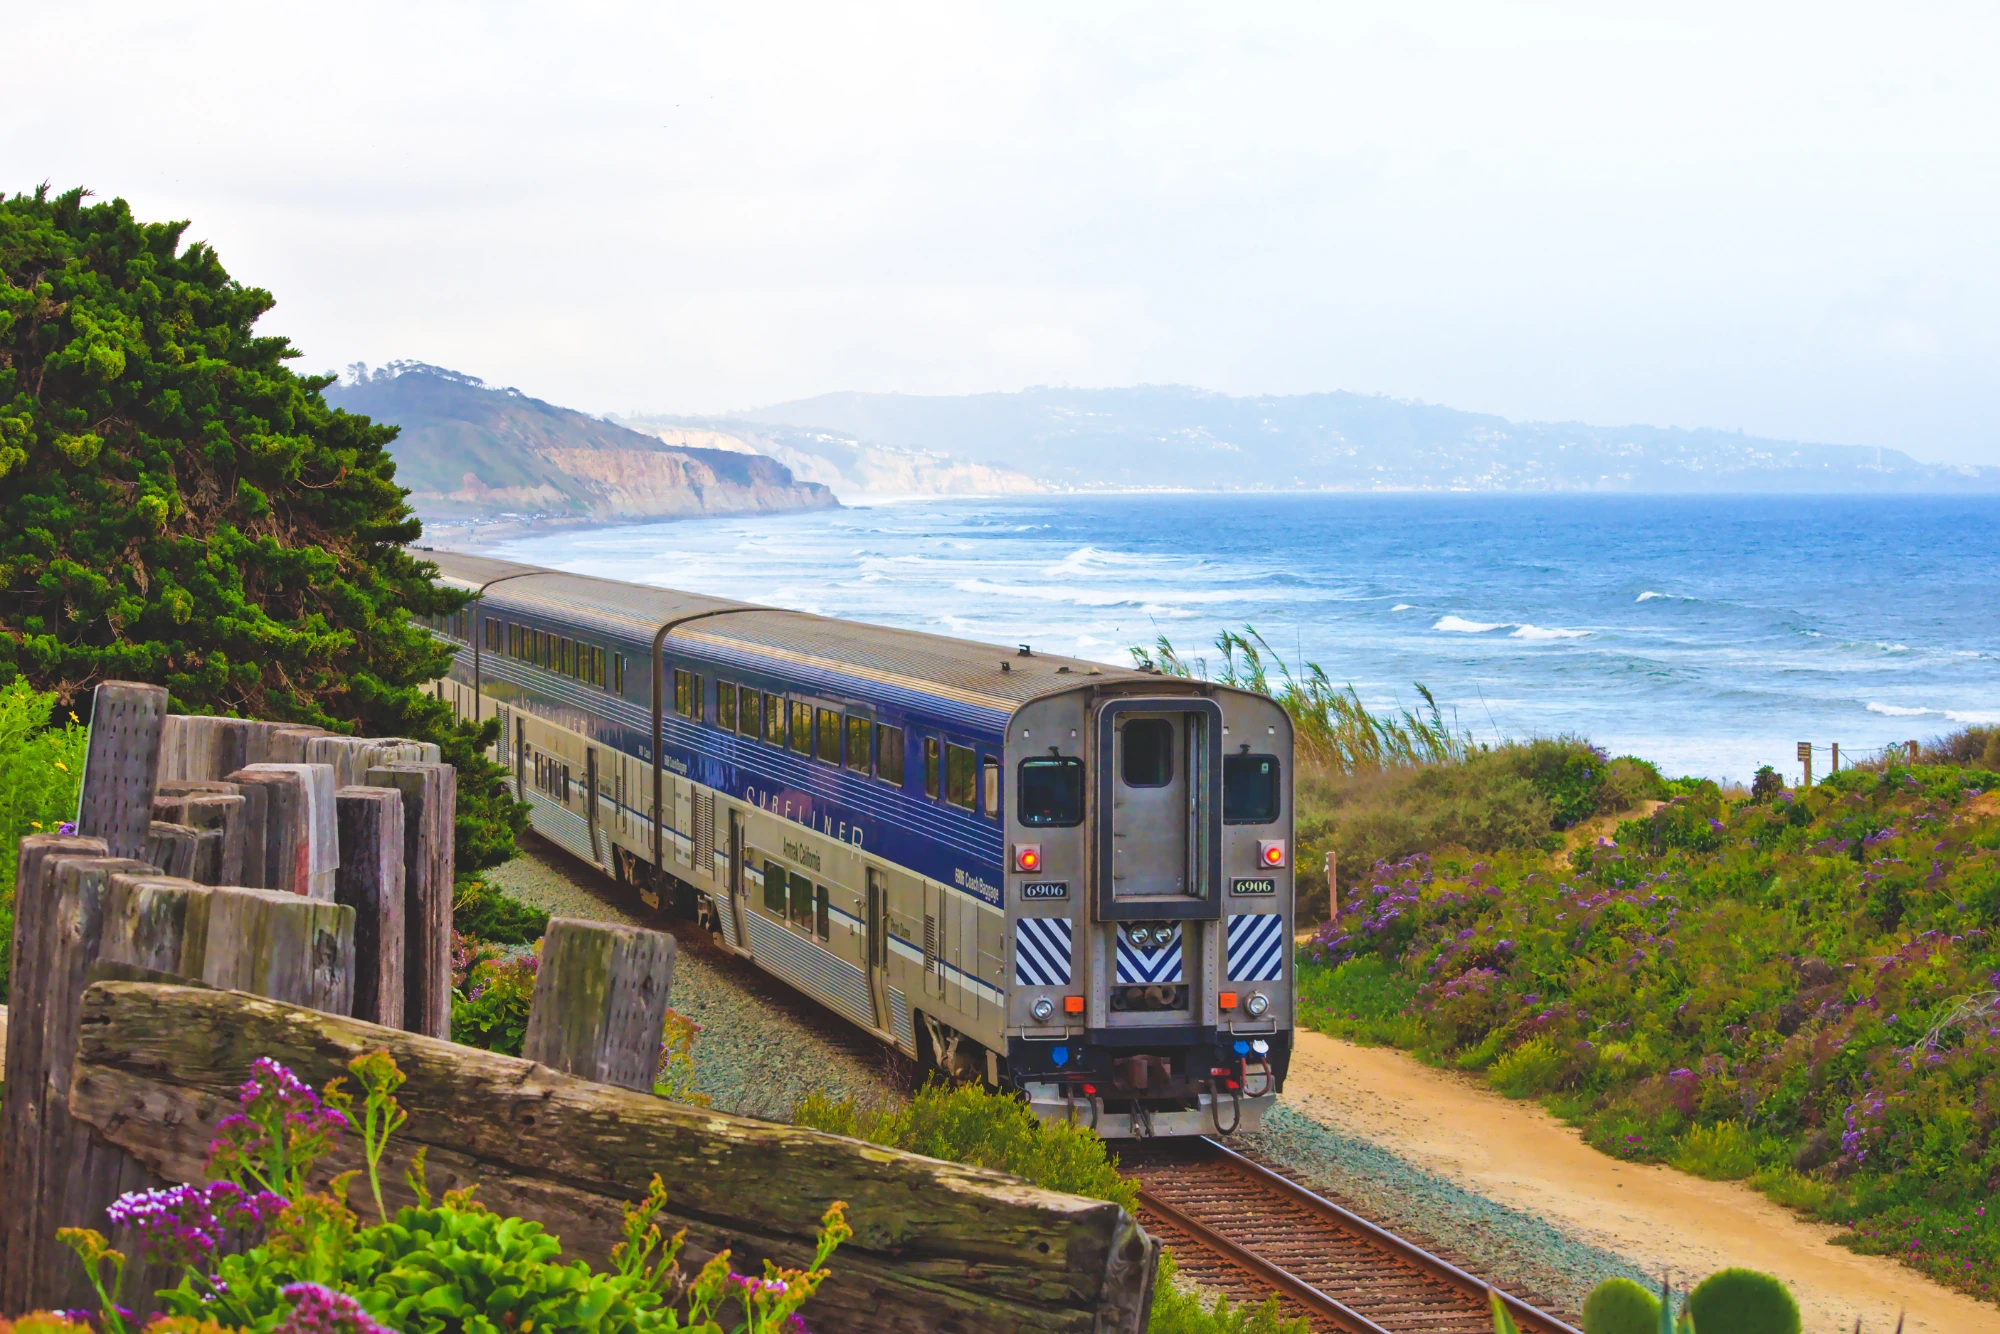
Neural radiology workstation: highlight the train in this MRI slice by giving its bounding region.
[421,550,1294,1138]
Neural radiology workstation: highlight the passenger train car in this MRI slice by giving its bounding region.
[422,550,1294,1137]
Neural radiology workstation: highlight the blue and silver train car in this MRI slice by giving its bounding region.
[422,550,1293,1137]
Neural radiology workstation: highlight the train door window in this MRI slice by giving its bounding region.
[762,860,787,915]
[945,744,976,810]
[924,737,941,799]
[815,708,841,765]
[1122,717,1175,787]
[738,686,761,738]
[1224,753,1281,824]
[866,867,886,967]
[763,693,785,746]
[1018,756,1085,826]
[875,723,904,786]
[789,699,811,752]
[717,681,736,732]
[814,884,830,940]
[981,756,1001,818]
[789,870,813,927]
[844,716,870,775]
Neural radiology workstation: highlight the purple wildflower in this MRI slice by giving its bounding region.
[58,820,77,836]
[278,1282,395,1334]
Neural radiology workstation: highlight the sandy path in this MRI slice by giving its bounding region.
[1283,1030,1998,1334]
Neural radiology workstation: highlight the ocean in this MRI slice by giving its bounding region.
[476,492,2000,782]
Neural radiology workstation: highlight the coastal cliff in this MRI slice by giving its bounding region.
[614,415,1045,499]
[326,364,837,522]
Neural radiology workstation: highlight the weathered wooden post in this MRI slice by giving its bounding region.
[1831,742,1841,773]
[75,682,169,860]
[1908,739,1920,765]
[180,792,248,885]
[1324,848,1338,922]
[143,821,199,878]
[224,764,338,897]
[266,725,330,765]
[1798,740,1813,789]
[366,763,456,1039]
[335,785,406,1027]
[523,918,675,1092]
[0,835,108,1312]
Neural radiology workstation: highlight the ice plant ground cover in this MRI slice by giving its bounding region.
[1299,761,2000,1303]
[59,1049,847,1334]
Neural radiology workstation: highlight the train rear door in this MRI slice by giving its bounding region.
[865,867,891,1031]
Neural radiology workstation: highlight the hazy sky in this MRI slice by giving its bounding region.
[9,3,1999,463]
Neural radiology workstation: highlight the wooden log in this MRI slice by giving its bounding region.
[143,821,199,878]
[365,763,455,1038]
[0,835,108,1313]
[75,681,169,861]
[71,983,1159,1334]
[523,918,673,1092]
[334,786,405,1027]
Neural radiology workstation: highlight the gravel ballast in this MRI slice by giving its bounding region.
[485,842,904,1120]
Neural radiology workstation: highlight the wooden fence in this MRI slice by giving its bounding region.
[0,681,1157,1332]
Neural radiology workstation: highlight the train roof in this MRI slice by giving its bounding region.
[422,548,1163,713]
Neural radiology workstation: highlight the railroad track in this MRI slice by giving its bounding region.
[1124,1137,1581,1334]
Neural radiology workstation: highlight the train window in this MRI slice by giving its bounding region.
[1018,756,1085,826]
[790,699,811,752]
[717,681,736,732]
[485,620,499,651]
[763,860,787,916]
[1224,754,1281,824]
[789,870,813,928]
[614,653,625,695]
[845,716,870,775]
[814,884,830,940]
[763,693,785,746]
[875,723,904,786]
[559,637,572,676]
[506,624,518,658]
[815,708,841,765]
[945,744,976,810]
[924,737,940,799]
[981,757,1000,818]
[1121,718,1174,787]
[674,670,693,718]
[738,686,761,738]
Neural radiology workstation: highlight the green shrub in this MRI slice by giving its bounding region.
[1670,1123,1762,1182]
[795,1081,1138,1212]
[1580,1277,1659,1334]
[449,954,538,1055]
[1293,956,1420,1045]
[451,875,550,945]
[1490,1037,1567,1098]
[1145,1248,1308,1334]
[0,678,87,1002]
[1684,1268,1799,1334]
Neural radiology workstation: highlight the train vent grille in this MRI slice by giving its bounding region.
[923,914,938,979]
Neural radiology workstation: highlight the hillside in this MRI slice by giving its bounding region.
[740,386,2000,493]
[326,364,837,521]
[611,414,1043,499]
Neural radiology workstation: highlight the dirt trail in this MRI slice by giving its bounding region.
[1282,1030,2000,1334]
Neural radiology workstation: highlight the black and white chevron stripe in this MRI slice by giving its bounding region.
[1014,916,1074,987]
[1226,913,1285,982]
[1116,926,1185,984]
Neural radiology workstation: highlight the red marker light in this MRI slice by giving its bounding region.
[1259,839,1287,868]
[1014,843,1042,873]
[1063,995,1085,1014]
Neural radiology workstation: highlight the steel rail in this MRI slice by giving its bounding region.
[1196,1136,1581,1334]
[1134,1184,1392,1334]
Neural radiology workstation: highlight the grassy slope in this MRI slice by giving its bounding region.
[1296,762,2000,1303]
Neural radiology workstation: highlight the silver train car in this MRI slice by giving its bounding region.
[423,550,1294,1137]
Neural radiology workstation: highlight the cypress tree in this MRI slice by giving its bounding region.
[0,185,524,873]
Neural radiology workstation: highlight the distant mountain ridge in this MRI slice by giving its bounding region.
[739,386,2000,493]
[610,414,1044,498]
[326,364,836,521]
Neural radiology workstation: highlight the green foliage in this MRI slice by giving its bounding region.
[1133,627,1469,771]
[652,1010,709,1106]
[449,954,538,1055]
[1683,1268,1799,1334]
[1301,761,2000,1297]
[451,876,549,946]
[1580,1277,1659,1334]
[792,1080,1139,1213]
[1144,1249,1308,1334]
[0,186,524,884]
[0,678,87,1000]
